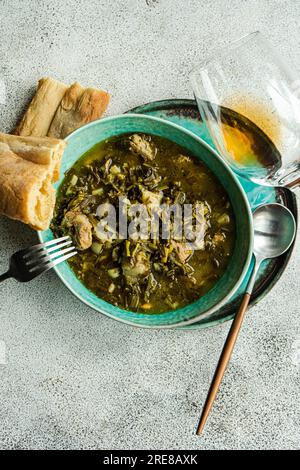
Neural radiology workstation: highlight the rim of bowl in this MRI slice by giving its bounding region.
[39,114,253,328]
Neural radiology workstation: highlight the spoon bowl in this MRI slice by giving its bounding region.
[253,203,296,260]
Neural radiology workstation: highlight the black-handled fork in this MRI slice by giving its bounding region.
[0,236,77,283]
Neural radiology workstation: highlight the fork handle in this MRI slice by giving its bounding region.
[0,271,11,283]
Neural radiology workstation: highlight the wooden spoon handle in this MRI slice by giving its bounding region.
[286,177,300,188]
[196,292,251,435]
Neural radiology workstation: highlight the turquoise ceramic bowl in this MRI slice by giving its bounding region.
[39,114,253,328]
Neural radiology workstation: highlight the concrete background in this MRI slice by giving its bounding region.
[0,0,300,450]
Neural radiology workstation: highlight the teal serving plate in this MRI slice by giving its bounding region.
[38,114,253,328]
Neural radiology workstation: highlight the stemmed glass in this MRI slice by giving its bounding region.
[190,31,300,193]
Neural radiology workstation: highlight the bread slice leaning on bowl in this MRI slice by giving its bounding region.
[0,132,66,230]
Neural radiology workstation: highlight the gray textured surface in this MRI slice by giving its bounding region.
[0,0,300,450]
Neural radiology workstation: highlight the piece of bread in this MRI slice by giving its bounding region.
[14,77,110,140]
[0,132,65,183]
[0,132,66,230]
[14,77,68,137]
[47,82,110,138]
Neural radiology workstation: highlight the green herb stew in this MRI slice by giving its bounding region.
[52,133,235,313]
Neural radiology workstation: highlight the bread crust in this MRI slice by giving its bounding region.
[48,83,110,138]
[14,77,68,137]
[14,78,110,140]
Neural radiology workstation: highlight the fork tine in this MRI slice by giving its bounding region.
[46,239,73,254]
[23,236,71,257]
[24,239,73,263]
[48,246,75,260]
[51,251,78,267]
[27,246,76,267]
[29,251,77,274]
[39,235,71,247]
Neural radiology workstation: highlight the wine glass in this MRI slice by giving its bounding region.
[190,31,300,193]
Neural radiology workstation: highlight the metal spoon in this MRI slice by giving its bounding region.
[196,203,296,434]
